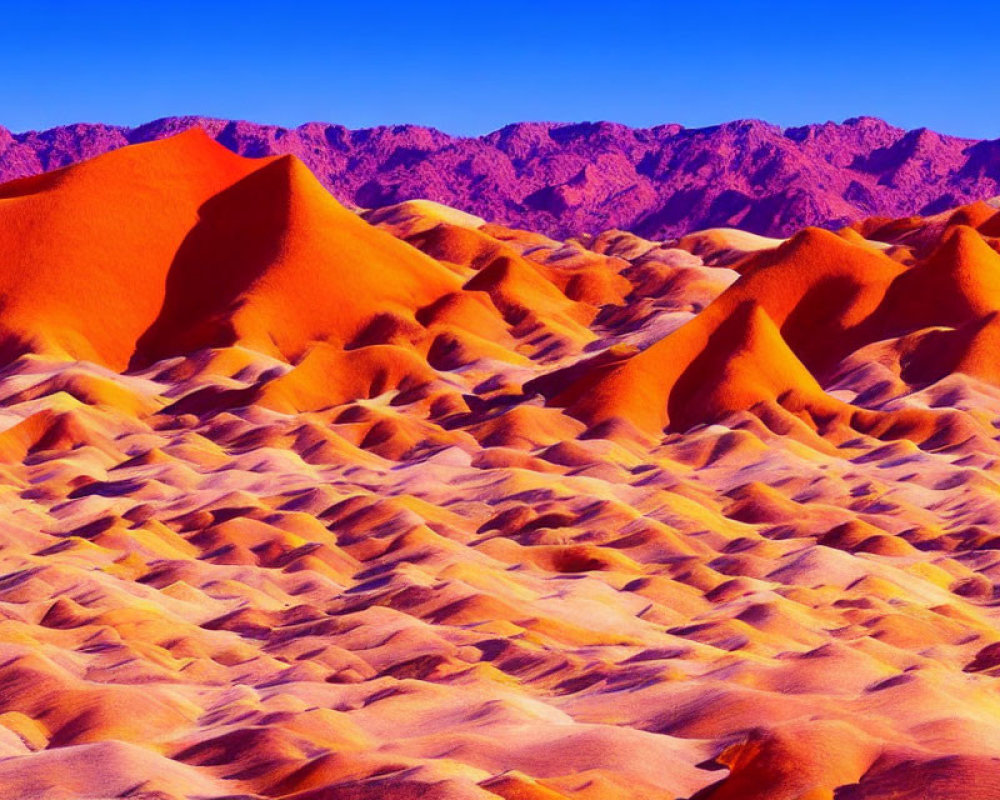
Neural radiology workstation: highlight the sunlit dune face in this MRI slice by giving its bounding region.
[3,133,1000,799]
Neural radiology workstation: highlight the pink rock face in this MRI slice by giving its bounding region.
[1,115,998,237]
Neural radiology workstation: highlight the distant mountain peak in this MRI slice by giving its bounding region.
[1,116,998,239]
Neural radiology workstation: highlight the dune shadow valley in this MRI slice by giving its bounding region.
[9,124,1000,800]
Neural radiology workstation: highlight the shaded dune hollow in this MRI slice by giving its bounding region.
[4,133,1000,799]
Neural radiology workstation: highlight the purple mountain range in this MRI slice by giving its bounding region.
[3,116,1000,239]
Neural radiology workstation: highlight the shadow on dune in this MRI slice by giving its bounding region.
[129,159,292,369]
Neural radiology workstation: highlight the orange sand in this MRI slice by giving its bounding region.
[1,134,1000,799]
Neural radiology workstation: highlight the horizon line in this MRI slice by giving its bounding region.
[1,114,991,143]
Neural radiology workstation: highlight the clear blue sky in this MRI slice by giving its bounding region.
[2,1,996,138]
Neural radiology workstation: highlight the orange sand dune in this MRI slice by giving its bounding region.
[3,134,1000,799]
[133,154,462,365]
[0,129,270,368]
[880,225,1000,330]
[548,298,840,433]
[257,343,442,413]
[0,130,462,372]
[550,223,1000,435]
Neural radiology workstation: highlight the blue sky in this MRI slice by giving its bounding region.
[2,1,996,138]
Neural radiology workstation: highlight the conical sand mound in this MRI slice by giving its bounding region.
[0,132,461,371]
[667,301,840,430]
[132,155,461,366]
[555,299,839,433]
[0,129,267,368]
[732,227,905,374]
[881,225,1000,331]
[544,227,901,433]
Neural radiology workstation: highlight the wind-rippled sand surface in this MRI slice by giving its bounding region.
[4,133,1000,798]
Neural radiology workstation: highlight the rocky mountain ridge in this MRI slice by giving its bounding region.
[3,115,1000,238]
